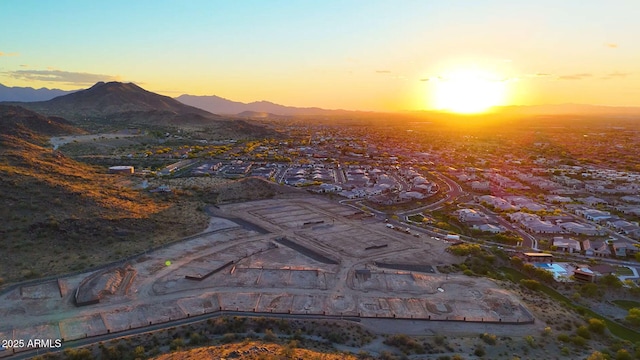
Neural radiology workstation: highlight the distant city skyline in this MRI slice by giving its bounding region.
[1,1,639,112]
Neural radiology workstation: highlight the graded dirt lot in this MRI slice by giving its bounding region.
[0,196,538,354]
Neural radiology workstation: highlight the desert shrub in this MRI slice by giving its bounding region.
[571,335,588,347]
[384,334,425,354]
[63,348,93,360]
[133,345,145,359]
[576,325,591,339]
[169,338,184,351]
[588,318,607,334]
[520,279,541,291]
[448,243,481,256]
[616,349,633,360]
[524,335,536,348]
[480,333,497,345]
[189,332,203,345]
[220,333,237,344]
[264,329,277,342]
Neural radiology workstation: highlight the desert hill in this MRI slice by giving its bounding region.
[0,104,85,143]
[7,82,276,138]
[14,81,215,122]
[0,106,208,284]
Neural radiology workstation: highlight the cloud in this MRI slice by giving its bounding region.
[375,70,391,74]
[557,73,592,80]
[5,69,121,85]
[602,71,631,80]
[0,51,19,57]
[605,43,618,48]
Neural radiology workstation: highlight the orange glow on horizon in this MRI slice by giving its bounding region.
[428,68,510,114]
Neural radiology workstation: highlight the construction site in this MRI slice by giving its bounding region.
[0,196,535,354]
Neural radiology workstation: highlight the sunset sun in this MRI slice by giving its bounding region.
[431,69,508,114]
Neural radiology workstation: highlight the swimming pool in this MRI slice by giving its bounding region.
[534,263,569,280]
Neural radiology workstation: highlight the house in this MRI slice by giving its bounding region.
[559,222,603,236]
[504,196,546,211]
[477,195,517,211]
[621,195,640,204]
[545,195,573,204]
[399,191,425,200]
[612,242,640,257]
[577,209,612,222]
[591,242,612,258]
[473,223,502,233]
[580,240,592,254]
[508,212,540,223]
[553,237,581,253]
[580,196,608,206]
[318,183,343,193]
[471,181,491,191]
[573,268,596,283]
[522,219,562,234]
[608,220,640,235]
[456,209,487,223]
[523,252,553,263]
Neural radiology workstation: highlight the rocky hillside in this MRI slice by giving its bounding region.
[0,106,208,284]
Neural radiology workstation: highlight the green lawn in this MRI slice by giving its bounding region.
[613,300,640,311]
[615,266,634,276]
[500,267,640,343]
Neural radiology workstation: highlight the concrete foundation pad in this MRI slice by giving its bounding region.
[20,281,60,300]
[256,293,295,313]
[177,293,221,315]
[292,294,326,314]
[218,292,261,311]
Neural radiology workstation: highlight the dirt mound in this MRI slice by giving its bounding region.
[75,265,136,306]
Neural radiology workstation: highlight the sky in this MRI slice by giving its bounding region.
[1,0,639,111]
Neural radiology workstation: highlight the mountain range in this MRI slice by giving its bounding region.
[3,82,640,118]
[175,94,348,117]
[0,83,77,102]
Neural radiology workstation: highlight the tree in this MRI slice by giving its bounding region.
[510,256,523,269]
[600,274,623,288]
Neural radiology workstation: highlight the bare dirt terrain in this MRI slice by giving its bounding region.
[0,196,545,358]
[50,131,141,150]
